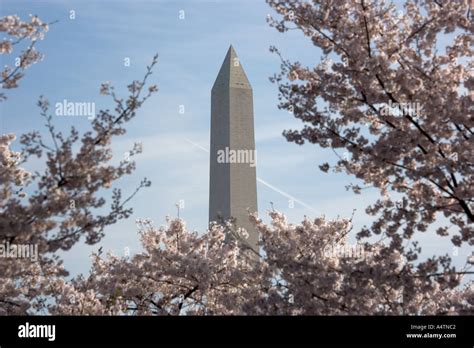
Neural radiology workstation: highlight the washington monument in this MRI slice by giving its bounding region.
[209,45,258,252]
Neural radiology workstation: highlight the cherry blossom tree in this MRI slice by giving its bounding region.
[46,212,473,315]
[0,15,159,314]
[265,0,473,292]
[1,14,50,101]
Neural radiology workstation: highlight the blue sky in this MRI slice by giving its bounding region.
[1,0,469,277]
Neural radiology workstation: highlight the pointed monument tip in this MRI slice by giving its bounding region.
[212,44,251,90]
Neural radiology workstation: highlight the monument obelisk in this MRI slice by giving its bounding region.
[209,45,258,252]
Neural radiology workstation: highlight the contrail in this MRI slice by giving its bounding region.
[255,177,320,215]
[184,138,209,153]
[184,138,321,215]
